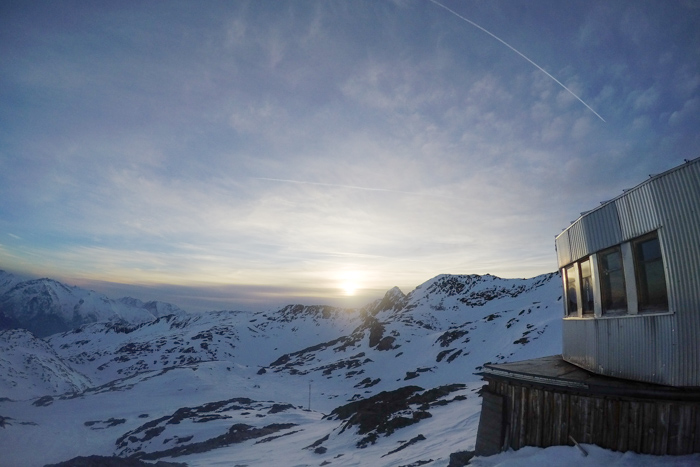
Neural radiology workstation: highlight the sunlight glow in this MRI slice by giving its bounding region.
[338,270,364,297]
[342,282,357,296]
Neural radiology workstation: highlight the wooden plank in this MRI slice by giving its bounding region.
[628,400,642,452]
[667,403,682,455]
[641,402,656,454]
[568,394,581,445]
[618,400,630,452]
[475,390,506,456]
[656,401,670,455]
[691,405,700,452]
[542,389,554,447]
[527,387,544,447]
[589,397,602,447]
[508,384,519,451]
[679,404,695,455]
[580,395,592,444]
[606,398,621,451]
[560,390,570,446]
[517,385,529,450]
[537,390,545,447]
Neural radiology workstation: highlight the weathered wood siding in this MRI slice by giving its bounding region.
[475,391,505,456]
[482,378,700,455]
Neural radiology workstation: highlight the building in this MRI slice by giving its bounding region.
[475,157,700,456]
[556,157,700,387]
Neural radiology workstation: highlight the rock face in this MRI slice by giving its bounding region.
[0,270,187,337]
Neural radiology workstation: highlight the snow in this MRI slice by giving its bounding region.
[469,445,700,467]
[0,270,188,337]
[1,271,698,466]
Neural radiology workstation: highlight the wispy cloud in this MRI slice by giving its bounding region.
[428,0,606,122]
[253,177,445,197]
[0,0,696,310]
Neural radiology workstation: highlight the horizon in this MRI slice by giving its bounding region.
[1,1,698,311]
[0,266,557,313]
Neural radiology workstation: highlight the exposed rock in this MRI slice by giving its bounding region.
[45,455,187,467]
[448,450,475,466]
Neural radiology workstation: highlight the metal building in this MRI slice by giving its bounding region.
[474,158,700,457]
[555,157,700,387]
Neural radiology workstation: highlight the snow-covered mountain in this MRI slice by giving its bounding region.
[0,271,569,466]
[0,329,92,401]
[0,270,187,338]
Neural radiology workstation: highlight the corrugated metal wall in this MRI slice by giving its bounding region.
[556,199,623,267]
[559,158,700,387]
[582,202,623,254]
[649,161,700,386]
[616,182,660,239]
[555,231,571,268]
[563,315,676,385]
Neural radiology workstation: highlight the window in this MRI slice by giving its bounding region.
[634,233,668,312]
[565,264,578,316]
[561,231,669,318]
[579,258,594,315]
[599,246,627,314]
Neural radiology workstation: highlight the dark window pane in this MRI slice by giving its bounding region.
[638,238,662,262]
[599,247,627,314]
[602,249,622,271]
[639,260,668,308]
[607,273,627,309]
[579,258,594,314]
[635,235,668,312]
[565,264,578,316]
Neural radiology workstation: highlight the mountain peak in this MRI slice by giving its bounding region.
[0,278,188,337]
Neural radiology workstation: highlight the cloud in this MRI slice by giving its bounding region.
[1,0,697,309]
[629,86,660,111]
[668,97,700,127]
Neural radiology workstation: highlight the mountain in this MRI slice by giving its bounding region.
[0,271,566,466]
[0,329,92,400]
[0,270,187,338]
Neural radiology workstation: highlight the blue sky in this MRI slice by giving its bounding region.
[1,0,699,311]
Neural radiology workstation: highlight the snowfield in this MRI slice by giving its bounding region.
[1,271,698,466]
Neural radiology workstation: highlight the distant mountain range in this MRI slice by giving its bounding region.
[0,270,187,338]
[0,270,564,466]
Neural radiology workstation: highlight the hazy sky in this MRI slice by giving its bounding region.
[1,0,699,311]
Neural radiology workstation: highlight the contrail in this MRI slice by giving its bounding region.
[428,0,605,122]
[254,177,444,197]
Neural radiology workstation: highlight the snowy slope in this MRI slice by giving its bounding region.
[259,272,563,402]
[46,305,363,387]
[6,271,693,466]
[0,271,568,466]
[0,329,92,400]
[0,270,23,295]
[0,271,187,337]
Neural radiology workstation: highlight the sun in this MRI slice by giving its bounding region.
[338,271,363,297]
[342,282,357,296]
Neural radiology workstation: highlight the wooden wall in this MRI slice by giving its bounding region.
[476,378,700,456]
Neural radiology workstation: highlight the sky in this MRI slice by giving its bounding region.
[1,0,699,312]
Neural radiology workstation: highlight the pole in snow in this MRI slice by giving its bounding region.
[308,380,312,411]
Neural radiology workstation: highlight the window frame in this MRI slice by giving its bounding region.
[561,230,671,319]
[564,263,579,317]
[579,257,595,316]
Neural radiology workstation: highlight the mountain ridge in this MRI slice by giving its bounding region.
[0,270,565,466]
[0,270,188,338]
